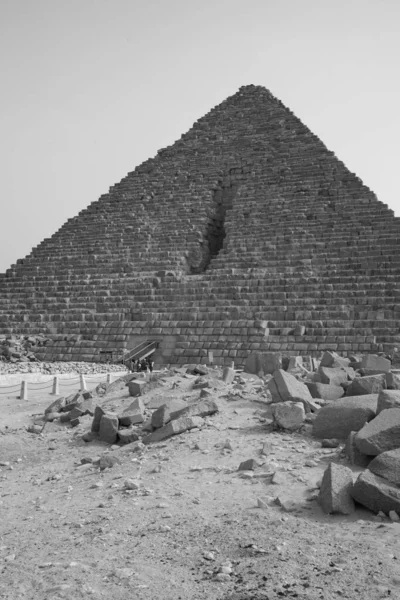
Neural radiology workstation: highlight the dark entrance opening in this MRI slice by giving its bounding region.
[189,181,238,274]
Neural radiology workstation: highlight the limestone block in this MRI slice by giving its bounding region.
[312,395,377,439]
[128,380,148,397]
[151,398,187,429]
[355,408,400,455]
[170,399,219,421]
[267,369,313,411]
[361,354,391,373]
[368,448,400,485]
[376,389,400,414]
[320,351,351,369]
[118,398,145,426]
[118,428,140,445]
[344,431,372,468]
[271,401,305,431]
[91,405,106,433]
[306,382,344,401]
[142,416,204,444]
[386,372,400,390]
[45,396,66,415]
[317,367,348,386]
[346,374,386,397]
[99,414,119,444]
[244,352,282,376]
[222,367,235,384]
[351,470,400,515]
[318,463,355,515]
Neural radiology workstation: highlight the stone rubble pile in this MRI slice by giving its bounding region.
[259,349,400,517]
[0,334,49,364]
[30,350,400,520]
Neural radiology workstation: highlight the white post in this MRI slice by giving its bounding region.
[20,380,28,400]
[231,361,235,370]
[106,373,112,384]
[80,373,87,392]
[208,351,213,365]
[52,376,59,395]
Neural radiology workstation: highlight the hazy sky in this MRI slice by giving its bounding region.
[1,0,399,273]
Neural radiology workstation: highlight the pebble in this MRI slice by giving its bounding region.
[215,572,231,581]
[203,551,215,561]
[124,479,140,490]
[4,554,16,562]
[257,498,269,509]
[113,567,135,579]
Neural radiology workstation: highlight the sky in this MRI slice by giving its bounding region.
[0,0,399,273]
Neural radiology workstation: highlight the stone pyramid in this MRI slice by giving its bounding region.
[1,85,400,366]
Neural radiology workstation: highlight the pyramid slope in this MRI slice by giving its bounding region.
[1,85,399,365]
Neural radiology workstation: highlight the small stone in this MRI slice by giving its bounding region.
[274,496,297,512]
[389,510,400,522]
[99,454,121,470]
[124,479,140,490]
[321,439,341,448]
[238,459,258,471]
[118,428,140,445]
[272,471,287,485]
[215,573,231,581]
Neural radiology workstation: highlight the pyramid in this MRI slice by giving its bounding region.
[1,85,400,366]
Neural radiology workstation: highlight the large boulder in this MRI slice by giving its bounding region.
[368,448,400,485]
[271,401,305,431]
[361,354,391,373]
[318,463,355,515]
[99,414,119,444]
[305,382,344,401]
[170,399,219,421]
[320,352,351,369]
[44,396,66,415]
[386,372,400,390]
[91,405,106,433]
[118,398,145,426]
[355,408,400,455]
[344,431,372,468]
[142,416,204,444]
[312,395,377,439]
[346,374,386,397]
[351,470,400,514]
[376,389,400,414]
[128,379,149,397]
[150,398,187,429]
[317,367,346,386]
[267,369,313,411]
[245,352,282,376]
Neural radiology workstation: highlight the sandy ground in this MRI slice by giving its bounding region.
[1,369,400,600]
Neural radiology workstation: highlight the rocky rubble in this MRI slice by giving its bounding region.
[30,350,400,521]
[0,334,49,364]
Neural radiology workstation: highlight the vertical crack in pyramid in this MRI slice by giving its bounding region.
[0,84,399,366]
